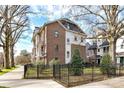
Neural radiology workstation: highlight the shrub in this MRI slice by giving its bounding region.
[34,59,45,65]
[16,55,31,65]
[100,53,116,74]
[49,58,60,66]
[71,49,84,76]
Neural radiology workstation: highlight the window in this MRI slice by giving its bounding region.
[107,47,109,52]
[55,45,59,52]
[120,57,124,65]
[103,47,106,53]
[41,46,44,54]
[74,36,77,41]
[98,49,100,52]
[41,46,43,53]
[98,39,100,42]
[67,38,70,43]
[121,44,124,49]
[67,24,70,29]
[55,57,58,60]
[67,51,70,58]
[54,31,59,37]
[81,37,83,42]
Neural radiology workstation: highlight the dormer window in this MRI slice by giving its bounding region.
[67,24,70,29]
[54,31,59,37]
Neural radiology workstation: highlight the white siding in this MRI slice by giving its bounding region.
[117,57,120,64]
[97,35,124,64]
[65,31,86,64]
[97,35,104,56]
[116,36,124,53]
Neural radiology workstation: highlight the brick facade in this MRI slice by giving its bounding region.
[71,44,86,61]
[47,22,65,64]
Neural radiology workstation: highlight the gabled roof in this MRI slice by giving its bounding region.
[88,43,97,50]
[37,18,86,34]
[99,40,109,47]
[32,18,87,42]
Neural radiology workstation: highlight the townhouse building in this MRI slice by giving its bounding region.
[96,30,124,64]
[32,18,87,64]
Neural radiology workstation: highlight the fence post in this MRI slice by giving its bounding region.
[24,64,27,78]
[92,62,94,81]
[59,64,61,80]
[53,65,55,78]
[119,64,121,76]
[37,65,39,78]
[67,64,69,87]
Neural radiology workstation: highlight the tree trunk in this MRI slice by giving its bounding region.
[109,40,116,64]
[10,45,15,67]
[3,43,10,69]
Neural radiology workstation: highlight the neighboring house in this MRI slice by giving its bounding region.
[32,18,87,64]
[96,29,124,64]
[86,42,96,63]
[116,36,124,64]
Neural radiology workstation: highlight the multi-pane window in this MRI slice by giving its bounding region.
[103,47,109,53]
[54,31,59,37]
[67,51,70,58]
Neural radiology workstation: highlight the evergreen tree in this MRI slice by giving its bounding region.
[71,49,83,76]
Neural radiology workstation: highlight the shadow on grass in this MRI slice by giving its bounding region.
[0,86,9,88]
[0,67,17,75]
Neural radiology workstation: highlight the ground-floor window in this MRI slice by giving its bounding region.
[120,57,124,64]
[97,59,100,65]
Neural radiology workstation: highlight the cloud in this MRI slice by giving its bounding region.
[12,5,83,56]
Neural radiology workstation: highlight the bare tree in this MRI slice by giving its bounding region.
[9,6,30,67]
[0,5,30,68]
[67,5,124,63]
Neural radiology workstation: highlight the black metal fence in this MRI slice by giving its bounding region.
[24,64,53,79]
[24,63,124,87]
[53,63,124,87]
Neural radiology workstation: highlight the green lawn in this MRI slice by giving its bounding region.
[0,67,17,75]
[83,67,102,74]
[26,67,53,78]
[0,86,9,88]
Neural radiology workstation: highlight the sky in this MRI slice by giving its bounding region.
[13,5,92,56]
[0,5,123,56]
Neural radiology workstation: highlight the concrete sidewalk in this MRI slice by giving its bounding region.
[74,76,124,88]
[0,66,64,88]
